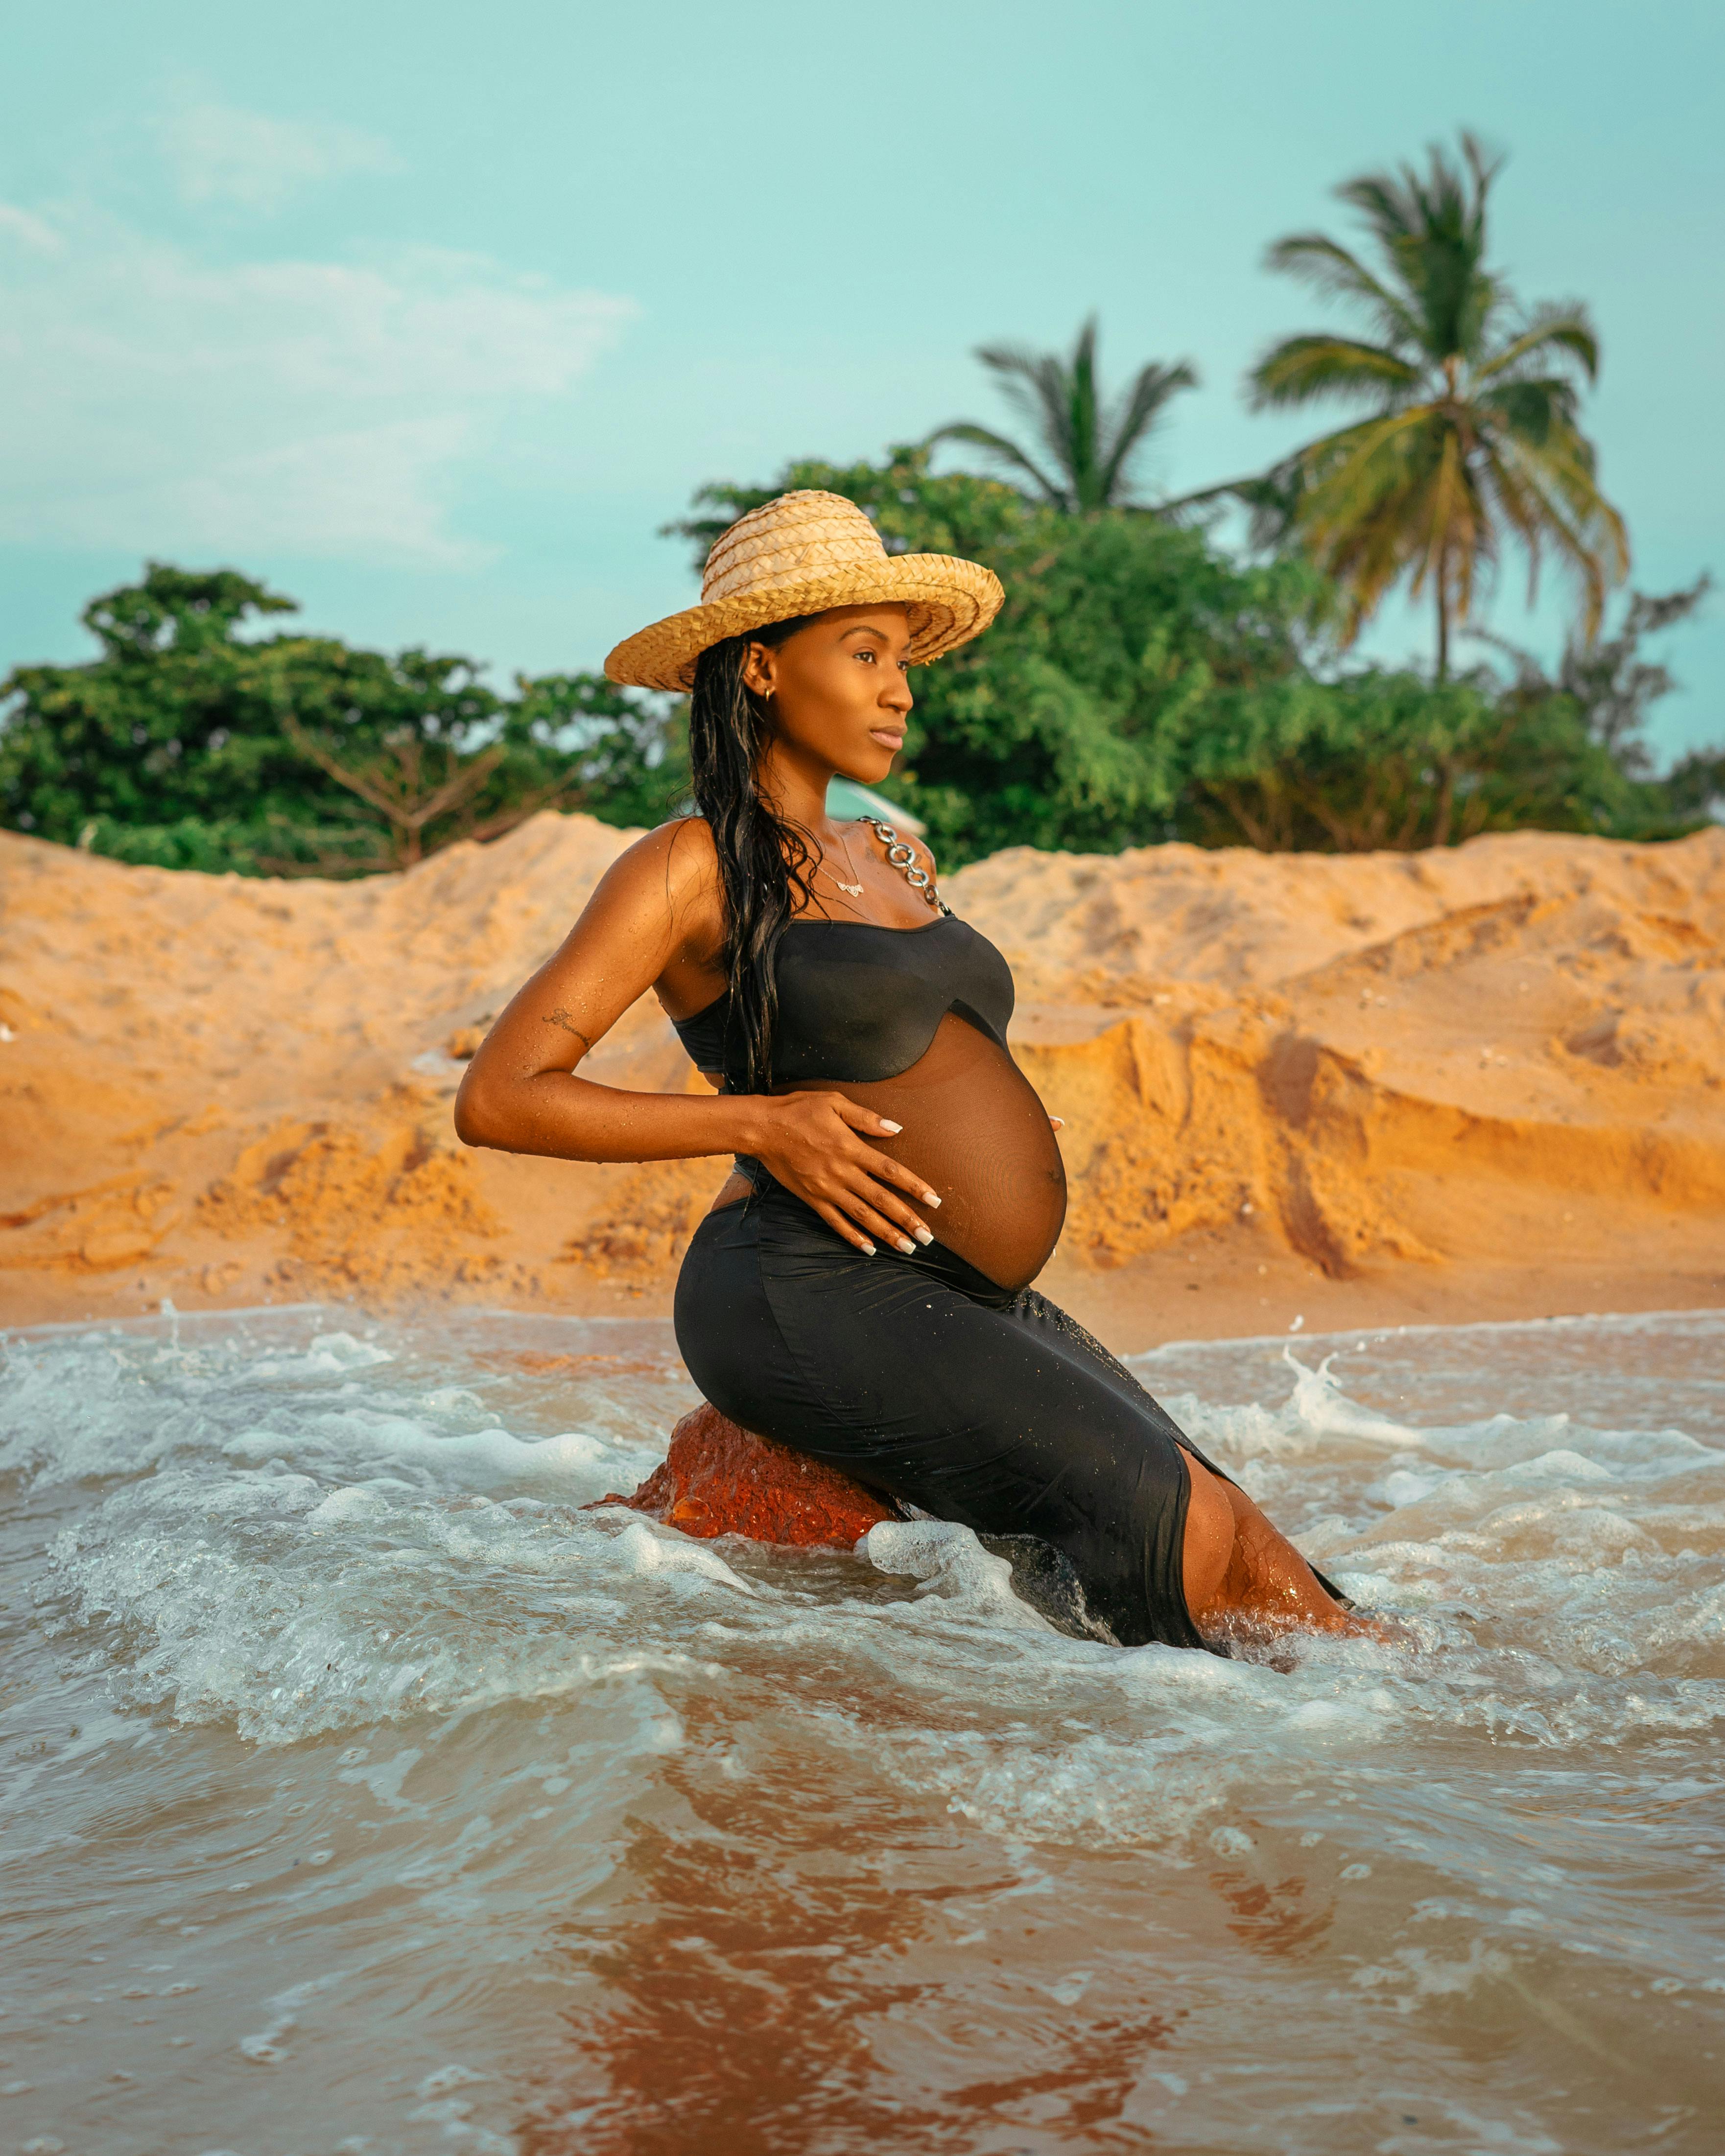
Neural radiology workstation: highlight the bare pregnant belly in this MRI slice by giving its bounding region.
[778,1012,1066,1291]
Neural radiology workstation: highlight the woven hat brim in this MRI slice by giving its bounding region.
[603,553,1004,692]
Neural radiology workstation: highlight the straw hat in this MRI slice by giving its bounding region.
[604,490,1004,691]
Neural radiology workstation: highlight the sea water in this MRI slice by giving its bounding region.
[1,1304,1722,2155]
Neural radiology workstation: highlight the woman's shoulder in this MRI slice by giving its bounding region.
[586,816,725,946]
[602,814,720,891]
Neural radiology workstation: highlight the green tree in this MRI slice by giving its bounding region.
[507,672,691,832]
[0,564,685,874]
[672,445,1714,860]
[1246,132,1629,677]
[1178,666,1645,852]
[1182,578,1718,851]
[1664,746,1725,826]
[0,565,381,871]
[927,315,1198,513]
[890,506,1336,861]
[677,445,1335,861]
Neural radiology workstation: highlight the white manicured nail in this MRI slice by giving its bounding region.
[913,1226,933,1245]
[879,1119,902,1134]
[922,1192,941,1208]
[859,1240,876,1255]
[895,1236,915,1254]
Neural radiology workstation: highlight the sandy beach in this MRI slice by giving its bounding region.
[3,817,1722,1346]
[3,810,1725,1336]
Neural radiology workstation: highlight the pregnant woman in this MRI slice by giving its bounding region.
[456,491,1368,1653]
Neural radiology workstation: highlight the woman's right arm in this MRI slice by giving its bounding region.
[452,822,939,1256]
[454,820,754,1166]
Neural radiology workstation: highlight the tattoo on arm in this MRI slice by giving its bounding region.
[543,1008,595,1054]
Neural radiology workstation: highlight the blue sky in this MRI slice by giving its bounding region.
[4,0,1722,762]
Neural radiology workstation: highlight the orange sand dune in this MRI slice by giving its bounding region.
[2,817,1721,1346]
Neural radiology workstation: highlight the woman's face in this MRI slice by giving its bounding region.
[741,603,914,785]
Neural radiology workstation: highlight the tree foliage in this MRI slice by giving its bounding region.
[1469,576,1711,773]
[3,446,1714,881]
[671,445,1712,863]
[0,565,686,875]
[1178,666,1648,853]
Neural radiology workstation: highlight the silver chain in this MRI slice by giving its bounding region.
[860,817,951,915]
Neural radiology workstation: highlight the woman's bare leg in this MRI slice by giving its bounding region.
[1180,1448,1381,1647]
[1179,1459,1238,1617]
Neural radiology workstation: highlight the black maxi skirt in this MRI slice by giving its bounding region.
[672,1167,1238,1650]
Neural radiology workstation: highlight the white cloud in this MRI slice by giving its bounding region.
[158,98,403,213]
[95,419,487,566]
[0,205,636,566]
[0,204,62,254]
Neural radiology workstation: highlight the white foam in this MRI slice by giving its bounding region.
[862,1520,1050,1631]
[11,1308,1725,1862]
[610,1520,757,1596]
[1280,1348,1429,1446]
[6,1304,1725,2156]
[249,1331,395,1378]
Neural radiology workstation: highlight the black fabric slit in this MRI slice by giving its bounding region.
[674,1162,1232,1652]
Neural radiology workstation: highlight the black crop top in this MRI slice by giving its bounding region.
[669,914,1065,1291]
[670,915,1014,1087]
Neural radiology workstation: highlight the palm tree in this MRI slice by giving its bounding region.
[929,315,1197,514]
[1246,132,1628,677]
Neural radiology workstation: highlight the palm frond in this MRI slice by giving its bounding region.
[1249,335,1421,412]
[1458,131,1505,221]
[1282,409,1484,637]
[1336,171,1423,255]
[1478,376,1581,450]
[1236,461,1310,551]
[1482,422,1629,637]
[1331,133,1503,364]
[1475,302,1601,384]
[924,421,1067,507]
[1097,357,1198,505]
[1262,234,1424,350]
[1418,426,1490,625]
[1293,408,1445,532]
[938,315,1195,512]
[971,343,1064,471]
[1066,315,1102,509]
[1483,435,1621,629]
[1477,432,1554,588]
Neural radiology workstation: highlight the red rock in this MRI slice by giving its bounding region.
[588,1402,902,1547]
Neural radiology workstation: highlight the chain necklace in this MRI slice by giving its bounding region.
[861,817,951,915]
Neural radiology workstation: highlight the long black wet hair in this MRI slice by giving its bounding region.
[687,616,823,1095]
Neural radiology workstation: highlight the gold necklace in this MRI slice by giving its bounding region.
[819,825,865,898]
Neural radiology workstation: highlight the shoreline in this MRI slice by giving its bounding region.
[8,1233,1721,1359]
